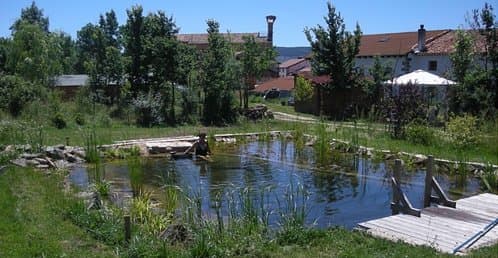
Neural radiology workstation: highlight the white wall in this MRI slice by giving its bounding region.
[410,55,453,78]
[355,56,406,78]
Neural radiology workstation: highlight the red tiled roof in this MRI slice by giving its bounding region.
[253,76,294,92]
[298,71,331,85]
[177,33,268,44]
[279,58,307,68]
[420,30,488,55]
[358,30,449,56]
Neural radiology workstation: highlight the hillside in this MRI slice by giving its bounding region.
[276,46,311,63]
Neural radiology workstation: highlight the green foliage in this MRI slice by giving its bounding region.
[405,122,436,146]
[0,75,43,117]
[366,56,392,105]
[240,35,277,109]
[304,2,362,91]
[446,114,480,150]
[201,20,238,125]
[384,83,428,139]
[294,76,313,102]
[10,1,49,33]
[481,163,498,193]
[51,112,67,129]
[132,91,163,127]
[450,30,474,83]
[93,180,111,198]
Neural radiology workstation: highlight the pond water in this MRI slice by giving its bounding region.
[70,140,483,229]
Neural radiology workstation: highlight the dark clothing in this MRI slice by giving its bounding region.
[195,141,210,156]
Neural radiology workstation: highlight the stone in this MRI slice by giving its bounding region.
[55,144,65,150]
[35,164,50,169]
[66,153,78,163]
[385,154,395,160]
[34,158,49,165]
[46,147,65,160]
[71,149,86,159]
[11,159,27,167]
[413,154,428,165]
[25,159,40,166]
[20,153,41,160]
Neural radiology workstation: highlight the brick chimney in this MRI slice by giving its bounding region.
[418,24,426,52]
[266,15,276,43]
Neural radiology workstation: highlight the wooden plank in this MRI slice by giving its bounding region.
[457,199,498,214]
[456,203,498,219]
[361,218,459,247]
[361,220,455,252]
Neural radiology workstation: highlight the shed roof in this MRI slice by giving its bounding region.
[253,76,294,93]
[54,74,89,87]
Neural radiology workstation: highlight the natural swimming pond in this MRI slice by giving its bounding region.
[70,140,483,229]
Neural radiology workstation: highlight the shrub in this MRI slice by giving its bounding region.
[0,75,43,117]
[74,113,85,126]
[52,112,67,129]
[446,114,479,150]
[405,122,436,146]
[132,91,163,127]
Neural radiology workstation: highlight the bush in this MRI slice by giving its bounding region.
[74,113,85,126]
[0,75,43,117]
[446,114,479,150]
[52,112,67,129]
[405,122,436,146]
[132,91,163,127]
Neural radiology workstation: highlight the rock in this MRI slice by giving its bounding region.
[35,164,50,169]
[45,158,57,168]
[71,149,86,159]
[54,160,70,169]
[55,144,65,150]
[34,158,49,165]
[385,154,395,160]
[45,147,65,160]
[25,159,40,166]
[413,154,428,165]
[11,159,27,167]
[66,153,78,163]
[20,153,41,160]
[4,145,14,152]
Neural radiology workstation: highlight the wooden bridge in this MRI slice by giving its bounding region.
[358,157,498,255]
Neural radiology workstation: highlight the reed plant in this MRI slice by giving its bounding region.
[314,120,331,165]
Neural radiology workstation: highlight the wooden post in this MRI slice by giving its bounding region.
[65,137,70,146]
[391,159,402,215]
[424,155,433,208]
[124,215,131,244]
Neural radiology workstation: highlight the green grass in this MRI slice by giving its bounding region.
[0,167,116,257]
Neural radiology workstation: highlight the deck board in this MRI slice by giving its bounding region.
[358,193,498,254]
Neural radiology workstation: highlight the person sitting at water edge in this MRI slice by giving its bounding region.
[184,132,211,157]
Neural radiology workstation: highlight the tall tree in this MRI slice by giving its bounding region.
[304,1,362,115]
[450,30,474,83]
[240,35,276,109]
[7,23,54,83]
[11,1,49,34]
[0,38,11,74]
[123,5,145,96]
[202,20,237,125]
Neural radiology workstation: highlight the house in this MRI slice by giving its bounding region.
[176,15,276,50]
[53,74,89,99]
[278,58,310,77]
[252,76,294,99]
[53,74,120,100]
[356,25,487,78]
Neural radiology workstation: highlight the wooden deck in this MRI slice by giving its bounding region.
[358,193,498,254]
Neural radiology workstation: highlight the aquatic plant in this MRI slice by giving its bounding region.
[128,157,145,196]
[84,126,100,163]
[314,120,331,165]
[481,163,498,193]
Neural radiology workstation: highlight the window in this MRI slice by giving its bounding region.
[428,60,437,71]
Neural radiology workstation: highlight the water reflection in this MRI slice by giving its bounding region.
[71,140,483,229]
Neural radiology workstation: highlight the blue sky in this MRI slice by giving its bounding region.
[0,0,493,46]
